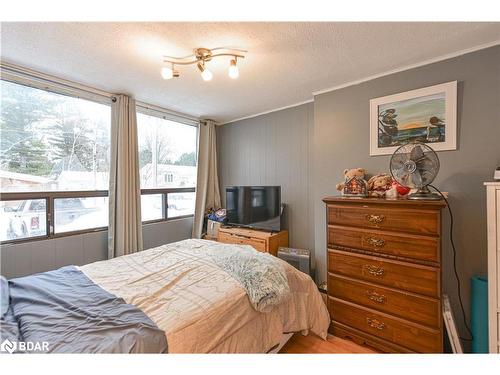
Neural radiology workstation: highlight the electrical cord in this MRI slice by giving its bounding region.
[428,184,473,342]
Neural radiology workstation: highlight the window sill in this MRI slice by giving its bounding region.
[1,216,195,246]
[0,226,108,246]
[142,214,194,226]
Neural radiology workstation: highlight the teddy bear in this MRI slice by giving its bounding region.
[336,168,368,197]
[367,173,393,198]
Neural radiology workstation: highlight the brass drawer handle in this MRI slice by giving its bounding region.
[364,264,385,276]
[366,290,386,304]
[363,236,386,248]
[365,214,385,224]
[366,317,386,330]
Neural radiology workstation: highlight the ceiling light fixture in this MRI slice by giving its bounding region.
[162,47,246,81]
[161,63,179,80]
[161,66,173,80]
[197,61,213,82]
[228,58,239,79]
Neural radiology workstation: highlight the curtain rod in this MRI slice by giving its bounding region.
[1,61,113,101]
[135,101,199,124]
[1,61,200,124]
[199,119,219,125]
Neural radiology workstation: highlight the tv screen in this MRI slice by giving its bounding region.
[225,186,281,231]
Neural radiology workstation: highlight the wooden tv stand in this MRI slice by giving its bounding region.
[216,226,289,256]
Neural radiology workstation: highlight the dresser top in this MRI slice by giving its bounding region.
[323,196,446,208]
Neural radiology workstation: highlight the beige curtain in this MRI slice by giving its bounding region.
[192,120,221,238]
[108,94,143,258]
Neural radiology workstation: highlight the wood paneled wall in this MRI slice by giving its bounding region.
[217,103,316,269]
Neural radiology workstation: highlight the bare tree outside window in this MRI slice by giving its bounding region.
[137,113,197,220]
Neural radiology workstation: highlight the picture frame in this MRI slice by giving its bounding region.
[369,81,457,156]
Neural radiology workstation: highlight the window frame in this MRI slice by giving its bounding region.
[0,187,196,244]
[0,190,108,244]
[136,105,199,224]
[140,187,196,225]
[0,63,199,245]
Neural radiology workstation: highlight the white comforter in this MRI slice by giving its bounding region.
[79,239,330,353]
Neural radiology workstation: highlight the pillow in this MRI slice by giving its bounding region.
[0,276,9,318]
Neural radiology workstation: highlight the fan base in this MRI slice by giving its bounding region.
[407,189,442,200]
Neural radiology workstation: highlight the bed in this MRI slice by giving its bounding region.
[1,239,330,353]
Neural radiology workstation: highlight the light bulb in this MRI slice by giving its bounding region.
[228,59,239,79]
[161,66,173,80]
[201,69,213,81]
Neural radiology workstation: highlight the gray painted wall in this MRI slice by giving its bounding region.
[0,217,193,279]
[312,46,500,340]
[218,46,500,342]
[218,103,315,256]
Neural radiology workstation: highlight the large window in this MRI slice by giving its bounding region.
[0,79,111,242]
[1,80,110,192]
[0,76,198,243]
[137,111,197,222]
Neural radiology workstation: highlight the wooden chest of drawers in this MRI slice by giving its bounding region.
[323,197,446,353]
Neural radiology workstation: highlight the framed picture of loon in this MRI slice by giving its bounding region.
[369,81,457,156]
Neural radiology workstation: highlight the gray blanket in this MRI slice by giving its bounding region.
[1,266,167,353]
[206,244,291,312]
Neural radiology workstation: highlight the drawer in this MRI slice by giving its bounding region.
[328,274,440,327]
[328,225,439,263]
[327,204,440,236]
[332,321,415,353]
[217,232,266,251]
[329,298,442,353]
[328,249,439,298]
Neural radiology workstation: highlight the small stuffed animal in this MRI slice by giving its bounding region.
[336,168,366,191]
[336,168,368,197]
[367,173,393,198]
[385,185,399,199]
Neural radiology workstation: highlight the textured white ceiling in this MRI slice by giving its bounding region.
[1,22,499,123]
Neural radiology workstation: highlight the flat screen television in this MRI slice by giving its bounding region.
[225,186,281,232]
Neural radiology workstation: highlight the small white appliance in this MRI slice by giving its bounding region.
[494,167,500,180]
[277,247,311,276]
